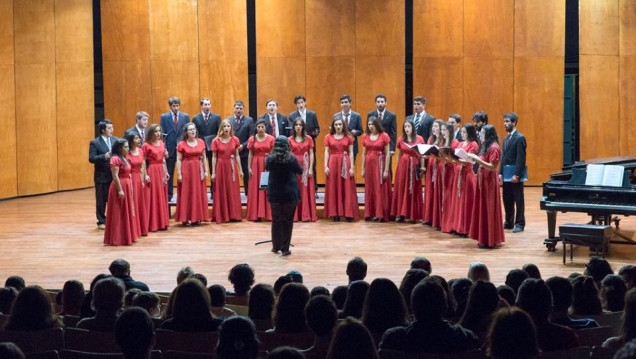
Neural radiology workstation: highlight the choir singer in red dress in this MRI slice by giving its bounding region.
[175,123,210,226]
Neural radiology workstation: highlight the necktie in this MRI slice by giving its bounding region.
[204,113,209,127]
[344,114,349,128]
[505,134,511,148]
[414,113,421,132]
[173,112,178,130]
[378,112,383,122]
[236,116,241,126]
[141,129,145,139]
[107,137,111,151]
[271,115,277,137]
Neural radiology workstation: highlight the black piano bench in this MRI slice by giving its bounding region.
[559,223,611,264]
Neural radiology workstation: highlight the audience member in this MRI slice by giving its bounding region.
[361,278,408,336]
[339,280,369,319]
[584,257,614,285]
[571,275,603,315]
[109,259,150,291]
[614,339,636,359]
[287,271,303,284]
[496,285,515,307]
[398,268,429,314]
[505,269,528,295]
[545,276,599,329]
[310,286,330,297]
[161,279,222,332]
[467,262,490,282]
[228,263,255,304]
[410,256,432,273]
[522,263,541,279]
[131,291,161,317]
[272,283,310,333]
[346,257,368,283]
[450,278,473,320]
[77,277,125,331]
[274,275,294,296]
[161,289,176,320]
[516,278,579,352]
[601,274,627,312]
[208,284,237,319]
[115,307,155,359]
[268,347,305,359]
[331,285,347,310]
[459,280,501,342]
[80,273,109,318]
[0,286,18,315]
[60,280,85,316]
[327,317,379,359]
[217,316,260,359]
[192,273,208,286]
[5,285,62,331]
[429,275,455,318]
[124,288,142,307]
[176,266,195,285]
[302,295,337,359]
[0,343,25,359]
[380,278,479,354]
[603,288,636,350]
[619,265,636,290]
[248,283,275,331]
[4,276,25,292]
[487,307,539,359]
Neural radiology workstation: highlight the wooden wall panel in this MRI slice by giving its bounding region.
[150,61,201,120]
[463,57,513,131]
[620,0,636,55]
[355,0,405,57]
[412,57,463,120]
[199,59,249,119]
[413,0,463,57]
[580,0,619,55]
[55,0,92,62]
[464,0,513,57]
[0,0,13,61]
[579,55,620,160]
[515,0,565,57]
[619,56,636,156]
[14,0,55,64]
[306,0,355,57]
[256,57,306,116]
[0,0,16,199]
[255,0,305,58]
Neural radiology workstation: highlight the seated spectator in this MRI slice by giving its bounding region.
[399,269,429,316]
[176,266,195,284]
[77,277,125,331]
[331,285,347,311]
[248,283,275,331]
[339,280,369,319]
[271,283,310,333]
[310,286,330,297]
[302,295,337,359]
[0,286,18,315]
[603,288,636,350]
[60,280,85,316]
[4,276,25,292]
[161,279,222,332]
[5,285,62,330]
[346,257,367,283]
[614,338,636,359]
[192,273,208,286]
[327,317,378,359]
[487,307,539,359]
[467,262,490,282]
[545,276,599,329]
[584,257,614,286]
[268,347,305,359]
[217,316,260,359]
[619,265,636,290]
[451,278,473,320]
[496,285,516,307]
[115,307,155,359]
[109,259,149,291]
[161,288,176,320]
[410,256,432,273]
[208,284,237,319]
[522,263,541,279]
[274,275,294,296]
[228,263,255,305]
[601,274,627,312]
[429,275,455,318]
[380,278,479,354]
[459,280,500,343]
[132,291,161,317]
[505,269,529,295]
[80,273,109,318]
[571,275,603,315]
[287,270,303,284]
[361,278,408,337]
[0,343,25,359]
[124,288,142,308]
[516,278,579,352]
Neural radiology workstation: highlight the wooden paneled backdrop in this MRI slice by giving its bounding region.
[0,0,94,200]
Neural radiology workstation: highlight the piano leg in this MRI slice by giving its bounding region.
[543,210,558,251]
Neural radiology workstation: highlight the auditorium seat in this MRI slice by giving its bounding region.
[60,350,124,359]
[61,315,81,328]
[154,329,218,353]
[64,328,120,353]
[0,327,64,353]
[590,345,618,359]
[225,304,248,316]
[379,349,486,359]
[257,331,314,352]
[26,351,60,359]
[572,312,623,335]
[576,326,615,347]
[539,346,591,359]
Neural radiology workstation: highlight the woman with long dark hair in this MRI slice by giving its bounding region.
[361,278,409,337]
[265,136,303,256]
[361,117,392,222]
[438,122,460,232]
[125,132,149,237]
[468,125,505,248]
[289,119,317,222]
[142,124,170,231]
[247,119,275,221]
[324,117,358,222]
[448,123,479,236]
[423,120,444,225]
[391,119,425,222]
[104,139,139,245]
[5,286,62,330]
[175,122,210,225]
[160,279,222,332]
[211,119,243,223]
[459,280,501,343]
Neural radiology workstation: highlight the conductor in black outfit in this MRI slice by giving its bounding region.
[499,112,527,233]
[266,136,303,257]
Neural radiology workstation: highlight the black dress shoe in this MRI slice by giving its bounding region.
[346,217,353,222]
[503,222,514,230]
[333,216,340,222]
[282,250,292,256]
[512,225,524,233]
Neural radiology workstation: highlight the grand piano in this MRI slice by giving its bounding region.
[540,156,636,251]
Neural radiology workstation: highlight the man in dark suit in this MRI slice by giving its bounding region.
[333,94,363,162]
[228,101,254,195]
[192,97,221,179]
[449,113,462,141]
[260,99,291,138]
[109,259,149,291]
[406,96,435,142]
[499,112,527,233]
[124,111,149,140]
[289,95,320,192]
[89,120,115,229]
[160,96,190,201]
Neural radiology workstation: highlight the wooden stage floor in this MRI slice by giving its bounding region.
[1,187,634,292]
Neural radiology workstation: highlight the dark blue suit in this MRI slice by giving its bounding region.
[160,111,189,199]
[499,130,527,228]
[89,136,116,225]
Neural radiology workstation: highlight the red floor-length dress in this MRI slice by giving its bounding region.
[423,137,438,224]
[212,136,243,223]
[246,135,275,221]
[391,135,425,221]
[451,141,479,235]
[323,134,359,220]
[175,139,210,223]
[104,156,138,246]
[441,139,461,233]
[142,141,170,231]
[470,143,505,247]
[289,135,318,222]
[362,133,392,221]
[127,150,148,236]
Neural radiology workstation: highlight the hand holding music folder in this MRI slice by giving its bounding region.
[502,165,528,182]
[410,144,439,156]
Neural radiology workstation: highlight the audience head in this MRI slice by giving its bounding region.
[305,295,337,338]
[601,274,627,312]
[286,271,303,284]
[192,273,208,287]
[125,288,142,307]
[326,317,379,359]
[411,277,447,323]
[62,280,85,316]
[6,285,61,331]
[399,268,429,312]
[410,256,431,273]
[429,275,455,317]
[619,288,636,343]
[467,262,490,282]
[522,263,542,279]
[460,280,500,331]
[310,286,330,297]
[584,257,614,285]
[545,276,573,313]
[451,278,473,317]
[331,285,348,310]
[571,275,603,315]
[505,269,529,294]
[619,265,636,290]
[228,264,255,296]
[0,343,25,359]
[268,347,305,359]
[0,286,18,314]
[131,291,161,317]
[176,267,195,284]
[109,259,131,277]
[115,307,155,359]
[248,283,275,321]
[4,276,25,292]
[217,316,260,359]
[208,284,227,308]
[172,279,214,325]
[80,273,109,318]
[361,278,408,334]
[496,285,516,307]
[346,257,368,283]
[487,307,539,359]
[274,283,310,333]
[92,277,125,314]
[274,276,294,296]
[341,280,370,319]
[516,278,552,325]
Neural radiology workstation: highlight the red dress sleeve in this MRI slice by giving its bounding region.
[247,136,255,150]
[487,144,501,165]
[324,135,331,147]
[110,156,122,168]
[307,135,314,149]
